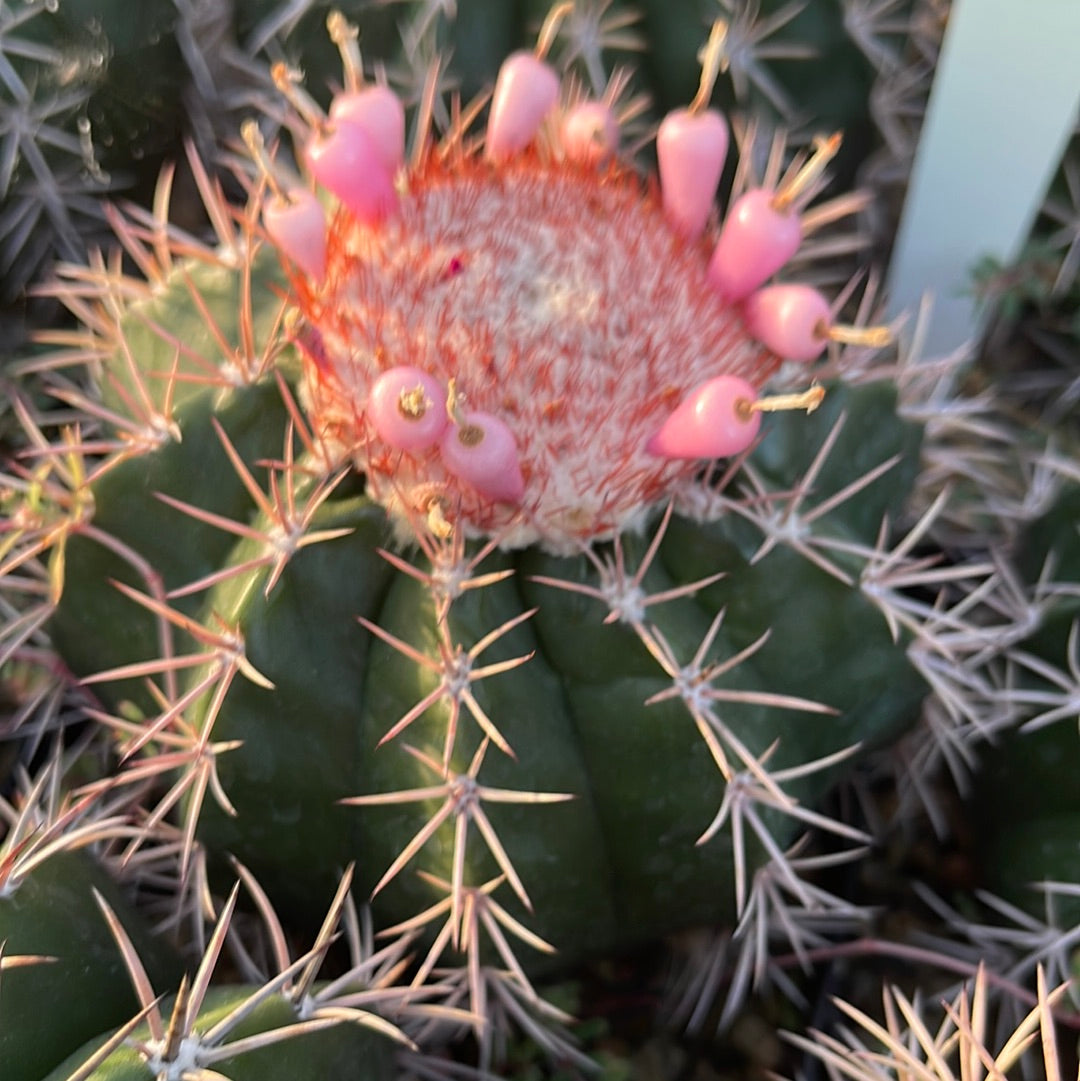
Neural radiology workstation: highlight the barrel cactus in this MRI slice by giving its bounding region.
[3,2,1078,1080]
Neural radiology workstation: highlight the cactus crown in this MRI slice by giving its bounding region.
[258,9,858,553]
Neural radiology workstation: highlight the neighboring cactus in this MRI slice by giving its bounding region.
[0,831,181,1080]
[0,0,185,303]
[897,130,1080,914]
[972,479,1080,909]
[0,0,392,313]
[3,3,1080,1081]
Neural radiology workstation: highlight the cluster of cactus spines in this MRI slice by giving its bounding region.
[789,964,1079,1081]
[849,341,1079,894]
[0,0,110,301]
[40,860,418,1081]
[3,1,1080,1079]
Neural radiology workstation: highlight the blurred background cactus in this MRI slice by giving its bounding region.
[2,1,1080,1080]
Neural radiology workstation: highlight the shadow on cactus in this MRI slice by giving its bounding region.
[0,3,953,1077]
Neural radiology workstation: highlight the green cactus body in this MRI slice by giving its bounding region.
[0,852,181,1081]
[41,985,396,1081]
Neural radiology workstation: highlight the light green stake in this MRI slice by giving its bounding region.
[887,0,1080,355]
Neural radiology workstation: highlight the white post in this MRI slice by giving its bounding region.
[886,0,1080,356]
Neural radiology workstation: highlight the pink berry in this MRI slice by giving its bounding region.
[656,108,729,241]
[645,375,761,460]
[707,188,801,301]
[329,85,406,173]
[263,188,327,281]
[485,52,560,161]
[743,284,831,362]
[561,101,619,164]
[440,412,525,503]
[306,120,397,225]
[368,367,448,451]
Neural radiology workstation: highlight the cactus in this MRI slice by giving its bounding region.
[4,3,1080,1081]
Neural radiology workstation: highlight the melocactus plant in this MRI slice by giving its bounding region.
[3,2,1079,1079]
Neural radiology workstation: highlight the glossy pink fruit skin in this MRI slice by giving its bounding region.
[485,52,561,161]
[743,284,831,362]
[707,189,801,301]
[645,375,761,460]
[561,101,619,164]
[440,412,526,503]
[306,120,397,224]
[656,108,729,240]
[263,189,327,281]
[368,367,449,452]
[329,86,406,173]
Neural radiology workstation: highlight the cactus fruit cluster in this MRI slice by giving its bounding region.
[1,0,947,322]
[3,2,1080,1080]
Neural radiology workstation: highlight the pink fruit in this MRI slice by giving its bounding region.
[368,367,449,451]
[329,85,406,174]
[656,108,729,240]
[306,121,397,225]
[263,188,327,281]
[707,188,801,301]
[646,375,761,460]
[743,284,832,362]
[440,412,525,503]
[485,52,560,161]
[561,101,619,164]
